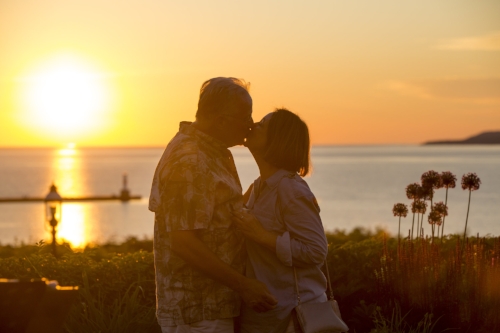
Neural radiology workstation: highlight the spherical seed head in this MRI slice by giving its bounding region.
[412,200,427,214]
[433,201,448,217]
[421,170,443,190]
[461,172,481,191]
[441,171,457,189]
[393,203,408,217]
[428,209,442,225]
[406,183,421,200]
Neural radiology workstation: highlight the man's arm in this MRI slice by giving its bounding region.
[170,229,277,313]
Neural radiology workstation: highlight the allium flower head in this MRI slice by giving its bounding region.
[421,170,443,190]
[411,200,427,214]
[393,203,408,218]
[419,185,434,201]
[461,173,481,191]
[406,183,421,200]
[433,201,448,217]
[428,209,442,225]
[440,171,457,189]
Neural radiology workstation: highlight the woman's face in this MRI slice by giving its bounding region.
[245,113,273,152]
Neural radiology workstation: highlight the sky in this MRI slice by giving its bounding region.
[1,0,499,147]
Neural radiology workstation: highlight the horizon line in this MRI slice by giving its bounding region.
[0,143,430,149]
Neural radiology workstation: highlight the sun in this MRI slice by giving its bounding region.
[18,54,114,139]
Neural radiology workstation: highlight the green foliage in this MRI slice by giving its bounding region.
[370,305,441,333]
[2,232,499,332]
[0,237,160,333]
[65,271,159,333]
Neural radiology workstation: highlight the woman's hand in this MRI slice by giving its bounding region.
[231,209,277,250]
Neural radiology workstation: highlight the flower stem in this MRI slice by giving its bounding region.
[398,216,401,250]
[411,199,415,241]
[463,189,472,241]
[441,188,449,243]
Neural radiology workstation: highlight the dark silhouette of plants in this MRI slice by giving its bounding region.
[405,183,421,241]
[439,171,456,242]
[461,173,481,241]
[433,201,448,239]
[417,185,433,238]
[421,171,442,238]
[393,203,408,250]
[411,200,427,240]
[428,208,442,241]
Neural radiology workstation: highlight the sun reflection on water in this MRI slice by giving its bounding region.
[48,145,89,248]
[58,203,86,248]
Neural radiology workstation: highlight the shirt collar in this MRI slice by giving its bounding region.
[263,169,295,189]
[179,121,228,152]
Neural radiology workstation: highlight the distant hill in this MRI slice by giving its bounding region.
[424,131,500,145]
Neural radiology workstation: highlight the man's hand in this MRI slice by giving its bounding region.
[170,230,277,312]
[231,209,278,252]
[236,278,278,313]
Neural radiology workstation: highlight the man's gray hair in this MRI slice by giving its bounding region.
[196,77,251,120]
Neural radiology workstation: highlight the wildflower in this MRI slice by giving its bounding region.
[439,171,456,242]
[393,203,408,250]
[411,200,427,214]
[393,203,408,217]
[462,172,481,241]
[406,183,421,200]
[428,210,441,224]
[418,185,434,201]
[441,171,457,189]
[412,200,427,239]
[433,202,448,217]
[421,170,443,190]
[461,173,481,191]
[406,183,421,241]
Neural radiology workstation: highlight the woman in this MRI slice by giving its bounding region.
[232,108,329,333]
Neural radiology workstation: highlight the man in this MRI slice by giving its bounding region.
[149,77,277,332]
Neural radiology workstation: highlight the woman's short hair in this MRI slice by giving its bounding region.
[196,77,251,120]
[263,108,311,177]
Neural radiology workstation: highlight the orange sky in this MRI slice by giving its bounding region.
[1,0,499,147]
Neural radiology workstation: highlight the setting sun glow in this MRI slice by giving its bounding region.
[17,55,114,141]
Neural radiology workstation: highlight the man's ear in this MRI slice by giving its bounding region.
[213,114,227,130]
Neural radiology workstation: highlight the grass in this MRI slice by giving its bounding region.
[1,231,499,332]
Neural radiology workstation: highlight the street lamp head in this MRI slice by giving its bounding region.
[44,183,62,257]
[45,184,62,202]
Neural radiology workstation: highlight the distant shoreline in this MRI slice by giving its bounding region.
[424,131,500,145]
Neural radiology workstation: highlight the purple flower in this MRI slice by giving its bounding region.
[441,171,457,189]
[393,203,408,218]
[461,173,481,191]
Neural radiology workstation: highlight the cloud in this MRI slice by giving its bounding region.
[384,78,500,105]
[436,31,500,51]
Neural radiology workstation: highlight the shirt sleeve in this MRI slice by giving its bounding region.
[158,160,215,232]
[275,194,328,267]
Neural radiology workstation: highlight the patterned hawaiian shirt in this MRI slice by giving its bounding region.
[149,122,245,327]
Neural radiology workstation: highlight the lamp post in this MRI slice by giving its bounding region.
[44,184,62,257]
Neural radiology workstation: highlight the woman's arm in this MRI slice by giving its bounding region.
[232,194,327,266]
[276,194,328,267]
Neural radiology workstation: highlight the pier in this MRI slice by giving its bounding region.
[0,174,141,203]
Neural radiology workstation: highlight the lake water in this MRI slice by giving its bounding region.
[0,146,499,247]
